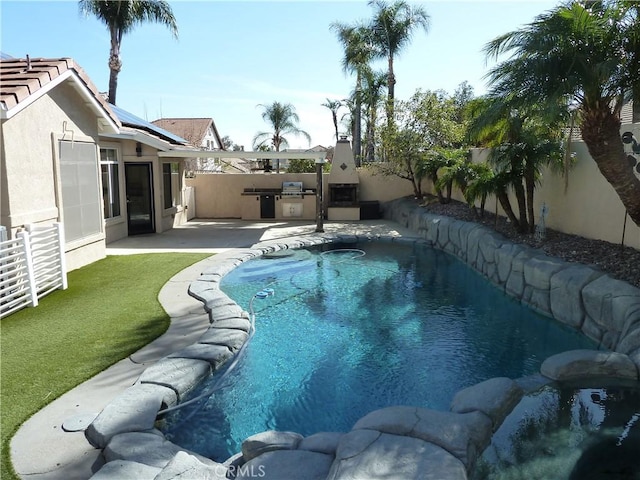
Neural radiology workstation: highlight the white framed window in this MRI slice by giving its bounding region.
[100,147,121,219]
[162,162,181,209]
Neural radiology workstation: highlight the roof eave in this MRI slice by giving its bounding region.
[101,128,201,153]
[0,69,119,134]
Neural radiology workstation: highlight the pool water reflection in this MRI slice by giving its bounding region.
[474,380,640,479]
[162,242,598,461]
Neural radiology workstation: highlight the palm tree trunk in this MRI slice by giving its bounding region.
[108,67,119,105]
[354,72,362,166]
[386,55,395,122]
[513,180,528,233]
[365,118,373,163]
[525,166,536,233]
[108,28,122,105]
[581,109,640,227]
[432,171,444,203]
[497,190,520,229]
[365,104,376,163]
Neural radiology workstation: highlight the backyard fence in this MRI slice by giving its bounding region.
[0,223,68,319]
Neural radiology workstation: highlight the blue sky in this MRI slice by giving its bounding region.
[1,0,558,149]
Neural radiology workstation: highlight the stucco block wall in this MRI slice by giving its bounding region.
[469,142,640,250]
[186,171,416,219]
[357,168,418,202]
[536,142,640,249]
[186,173,323,218]
[185,148,639,251]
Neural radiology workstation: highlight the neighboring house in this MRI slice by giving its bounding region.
[0,56,198,270]
[152,117,224,172]
[152,117,254,174]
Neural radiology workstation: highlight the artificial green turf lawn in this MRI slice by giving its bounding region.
[0,252,211,480]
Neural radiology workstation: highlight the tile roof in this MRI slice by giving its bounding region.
[151,117,223,149]
[0,56,120,130]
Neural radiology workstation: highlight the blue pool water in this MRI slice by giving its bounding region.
[474,380,640,479]
[162,242,598,461]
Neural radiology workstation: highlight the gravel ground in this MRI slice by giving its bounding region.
[415,196,640,289]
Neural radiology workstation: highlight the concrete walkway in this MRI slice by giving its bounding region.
[10,219,413,480]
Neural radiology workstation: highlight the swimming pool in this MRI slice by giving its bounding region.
[474,380,640,479]
[162,242,598,460]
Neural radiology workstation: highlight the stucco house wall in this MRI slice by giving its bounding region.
[102,139,189,244]
[1,56,196,270]
[2,82,98,228]
[1,81,109,270]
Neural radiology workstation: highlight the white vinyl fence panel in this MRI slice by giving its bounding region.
[0,223,68,318]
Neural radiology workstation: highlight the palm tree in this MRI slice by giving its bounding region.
[447,159,495,217]
[469,98,565,233]
[331,22,375,165]
[79,0,178,105]
[483,1,640,227]
[360,68,387,163]
[367,0,430,120]
[340,97,357,146]
[321,99,342,142]
[252,102,311,173]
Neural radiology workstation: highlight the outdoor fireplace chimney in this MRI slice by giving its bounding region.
[327,137,360,220]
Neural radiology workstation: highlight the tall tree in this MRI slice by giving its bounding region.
[331,22,375,165]
[484,0,640,227]
[220,135,234,150]
[252,102,311,173]
[361,68,387,163]
[79,0,178,105]
[376,89,466,198]
[368,0,430,120]
[322,98,342,143]
[340,97,357,147]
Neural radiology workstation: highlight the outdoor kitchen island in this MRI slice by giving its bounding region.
[240,181,317,220]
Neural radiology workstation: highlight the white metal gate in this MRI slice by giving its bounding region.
[0,223,68,318]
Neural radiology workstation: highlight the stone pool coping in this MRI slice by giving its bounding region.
[85,198,640,479]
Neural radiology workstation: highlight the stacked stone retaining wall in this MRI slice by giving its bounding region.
[383,197,640,370]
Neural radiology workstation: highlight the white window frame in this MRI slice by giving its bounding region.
[99,145,123,222]
[162,162,182,211]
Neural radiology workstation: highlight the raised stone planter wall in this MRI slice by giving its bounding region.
[383,197,640,369]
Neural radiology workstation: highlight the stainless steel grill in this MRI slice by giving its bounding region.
[281,181,303,198]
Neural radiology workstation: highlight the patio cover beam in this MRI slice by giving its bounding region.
[157,150,328,160]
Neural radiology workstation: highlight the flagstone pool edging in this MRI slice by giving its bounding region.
[86,201,640,479]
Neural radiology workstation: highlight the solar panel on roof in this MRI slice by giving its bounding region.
[109,104,187,145]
